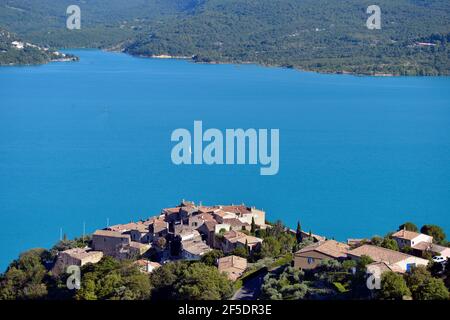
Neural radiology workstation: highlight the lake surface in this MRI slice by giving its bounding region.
[1,50,449,270]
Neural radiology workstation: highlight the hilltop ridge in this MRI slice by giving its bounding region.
[0,0,449,75]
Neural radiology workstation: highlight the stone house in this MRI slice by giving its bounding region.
[220,230,263,254]
[52,248,103,275]
[347,244,429,273]
[293,240,350,270]
[92,230,132,257]
[197,220,218,247]
[391,230,433,250]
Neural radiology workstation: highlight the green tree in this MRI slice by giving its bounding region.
[379,272,411,300]
[398,222,418,232]
[231,245,249,259]
[260,236,282,258]
[261,266,307,300]
[75,257,151,300]
[415,278,449,300]
[0,248,50,300]
[401,246,413,254]
[256,220,296,256]
[342,259,357,271]
[371,236,383,247]
[406,266,449,300]
[357,255,374,270]
[421,225,447,244]
[200,250,224,266]
[150,261,233,300]
[381,237,399,251]
[294,236,314,252]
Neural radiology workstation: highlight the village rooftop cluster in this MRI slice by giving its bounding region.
[52,200,449,283]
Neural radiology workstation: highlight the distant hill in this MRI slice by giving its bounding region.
[0,28,77,66]
[124,0,450,75]
[0,0,449,75]
[0,0,199,47]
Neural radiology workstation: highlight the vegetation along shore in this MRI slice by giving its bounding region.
[1,200,449,300]
[0,1,450,75]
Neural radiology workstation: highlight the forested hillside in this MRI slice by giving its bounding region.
[0,0,193,47]
[125,0,450,75]
[0,28,77,65]
[1,0,449,75]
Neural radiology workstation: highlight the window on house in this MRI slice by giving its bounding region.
[307,257,314,264]
[406,263,416,272]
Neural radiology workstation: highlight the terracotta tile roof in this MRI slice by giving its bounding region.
[108,221,151,233]
[182,240,211,255]
[150,218,168,233]
[61,248,102,260]
[367,261,404,274]
[213,209,236,218]
[392,230,422,240]
[348,245,418,264]
[93,229,130,239]
[222,218,250,229]
[300,230,326,242]
[223,230,245,242]
[192,213,216,223]
[202,220,218,232]
[413,241,449,253]
[221,205,252,215]
[347,239,368,246]
[176,227,202,241]
[295,240,349,259]
[223,230,263,246]
[108,222,139,232]
[180,200,196,208]
[162,207,181,214]
[197,206,217,213]
[218,255,247,272]
[134,259,161,270]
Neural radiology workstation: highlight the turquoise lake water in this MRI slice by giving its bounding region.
[1,49,449,270]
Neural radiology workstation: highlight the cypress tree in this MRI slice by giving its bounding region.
[296,221,302,243]
[251,217,256,234]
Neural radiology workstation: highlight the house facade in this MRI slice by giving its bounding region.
[293,240,350,270]
[347,244,429,273]
[52,248,103,275]
[391,230,433,249]
[92,230,132,257]
[220,230,263,254]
